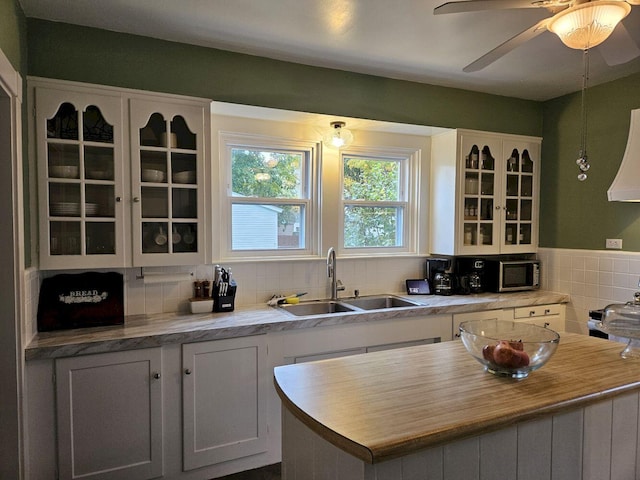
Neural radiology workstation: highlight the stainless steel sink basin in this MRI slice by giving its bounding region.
[278,301,357,317]
[342,295,420,310]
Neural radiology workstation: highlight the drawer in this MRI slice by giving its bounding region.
[514,304,562,319]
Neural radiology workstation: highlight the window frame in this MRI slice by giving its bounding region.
[338,146,420,256]
[220,132,320,259]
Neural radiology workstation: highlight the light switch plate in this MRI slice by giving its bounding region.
[606,238,623,249]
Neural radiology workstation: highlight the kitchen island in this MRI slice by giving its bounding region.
[274,333,640,480]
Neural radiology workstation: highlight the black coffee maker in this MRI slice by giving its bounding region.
[426,257,455,296]
[456,257,485,294]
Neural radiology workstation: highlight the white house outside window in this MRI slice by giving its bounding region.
[222,134,317,256]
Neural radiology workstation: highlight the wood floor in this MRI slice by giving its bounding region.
[215,463,281,480]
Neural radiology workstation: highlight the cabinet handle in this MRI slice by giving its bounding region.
[185,369,192,375]
[115,196,121,202]
[152,372,161,380]
[133,197,140,203]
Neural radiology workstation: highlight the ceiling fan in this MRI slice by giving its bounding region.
[434,0,640,72]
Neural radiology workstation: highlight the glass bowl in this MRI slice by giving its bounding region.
[459,319,560,379]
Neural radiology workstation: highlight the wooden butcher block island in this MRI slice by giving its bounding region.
[274,333,640,480]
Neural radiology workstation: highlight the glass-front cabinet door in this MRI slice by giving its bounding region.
[129,99,205,266]
[458,135,502,255]
[36,89,126,269]
[501,140,539,254]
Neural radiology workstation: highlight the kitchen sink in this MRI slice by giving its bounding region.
[278,301,357,317]
[342,295,421,310]
[277,295,422,317]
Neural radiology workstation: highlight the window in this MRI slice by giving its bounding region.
[222,134,317,256]
[341,149,417,252]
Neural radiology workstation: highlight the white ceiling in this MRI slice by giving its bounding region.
[19,0,640,101]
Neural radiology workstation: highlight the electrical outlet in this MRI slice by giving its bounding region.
[606,238,623,249]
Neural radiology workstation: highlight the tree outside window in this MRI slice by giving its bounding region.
[342,155,406,248]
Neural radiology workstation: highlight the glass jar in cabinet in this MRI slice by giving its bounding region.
[36,88,127,269]
[129,99,206,266]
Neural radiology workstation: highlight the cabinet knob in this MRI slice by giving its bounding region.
[529,310,535,316]
[133,197,140,203]
[544,309,551,315]
[152,372,161,380]
[544,322,550,328]
[115,196,121,202]
[185,369,192,375]
[495,205,501,210]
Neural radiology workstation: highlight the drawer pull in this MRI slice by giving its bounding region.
[529,310,535,316]
[544,322,550,328]
[185,369,192,375]
[152,372,161,380]
[544,309,551,315]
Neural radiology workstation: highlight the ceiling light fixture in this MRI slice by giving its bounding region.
[548,1,631,50]
[323,121,354,149]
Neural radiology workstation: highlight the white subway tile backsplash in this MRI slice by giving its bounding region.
[571,256,586,270]
[584,270,598,285]
[539,248,640,335]
[585,256,599,271]
[613,258,630,274]
[599,257,614,272]
[599,271,613,286]
[613,273,628,288]
[22,248,640,337]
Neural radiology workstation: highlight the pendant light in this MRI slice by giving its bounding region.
[575,48,591,181]
[323,121,354,149]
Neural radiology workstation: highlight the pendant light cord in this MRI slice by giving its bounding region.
[580,48,589,157]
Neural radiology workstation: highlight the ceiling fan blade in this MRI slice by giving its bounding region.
[434,0,542,15]
[597,23,640,66]
[463,18,550,72]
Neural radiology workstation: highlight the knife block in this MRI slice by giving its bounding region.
[213,281,237,312]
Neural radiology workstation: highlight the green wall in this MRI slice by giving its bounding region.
[27,19,542,136]
[0,0,29,266]
[540,72,640,250]
[0,0,27,74]
[21,17,640,252]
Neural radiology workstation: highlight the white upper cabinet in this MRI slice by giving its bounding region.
[129,98,206,267]
[33,79,210,269]
[430,129,541,256]
[36,88,127,269]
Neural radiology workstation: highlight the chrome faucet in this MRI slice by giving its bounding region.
[327,247,345,300]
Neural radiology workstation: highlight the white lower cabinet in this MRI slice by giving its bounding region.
[277,314,453,365]
[513,304,565,331]
[181,335,268,471]
[453,304,566,339]
[55,348,164,480]
[28,305,565,480]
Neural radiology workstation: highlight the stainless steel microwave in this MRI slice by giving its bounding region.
[483,259,540,292]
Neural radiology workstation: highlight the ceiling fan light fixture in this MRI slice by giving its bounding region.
[323,121,354,149]
[548,1,631,50]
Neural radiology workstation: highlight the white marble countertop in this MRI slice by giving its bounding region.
[25,290,570,361]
